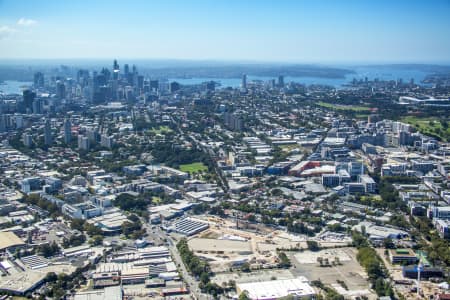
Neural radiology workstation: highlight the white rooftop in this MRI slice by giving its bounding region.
[237,277,315,300]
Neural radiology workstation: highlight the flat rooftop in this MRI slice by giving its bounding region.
[0,231,25,250]
[236,277,315,300]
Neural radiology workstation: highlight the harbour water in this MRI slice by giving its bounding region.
[0,66,434,94]
[170,66,432,88]
[0,80,32,94]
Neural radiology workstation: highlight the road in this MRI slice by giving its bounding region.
[168,235,209,300]
[171,115,229,192]
[142,221,208,300]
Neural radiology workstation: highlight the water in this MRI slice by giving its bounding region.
[0,80,32,94]
[170,66,432,88]
[0,66,434,94]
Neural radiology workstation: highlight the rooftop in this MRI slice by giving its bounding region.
[236,277,315,300]
[0,232,25,250]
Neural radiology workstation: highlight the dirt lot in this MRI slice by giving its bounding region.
[289,247,377,299]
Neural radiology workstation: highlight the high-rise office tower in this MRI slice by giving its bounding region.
[278,75,284,87]
[32,98,42,114]
[150,80,159,91]
[242,74,247,89]
[169,81,180,93]
[77,69,89,87]
[22,89,36,113]
[63,119,72,144]
[100,68,111,81]
[137,75,144,90]
[44,118,52,145]
[34,72,44,88]
[56,81,66,99]
[113,59,120,80]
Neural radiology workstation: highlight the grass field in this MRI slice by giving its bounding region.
[361,195,382,202]
[179,162,208,174]
[152,196,161,204]
[401,116,450,142]
[317,101,372,112]
[149,125,173,134]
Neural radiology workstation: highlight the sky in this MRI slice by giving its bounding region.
[0,0,449,63]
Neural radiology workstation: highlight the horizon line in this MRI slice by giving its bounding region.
[0,58,450,67]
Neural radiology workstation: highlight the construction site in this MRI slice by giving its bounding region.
[185,216,352,272]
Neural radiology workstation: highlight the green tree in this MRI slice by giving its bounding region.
[89,235,104,246]
[239,291,250,300]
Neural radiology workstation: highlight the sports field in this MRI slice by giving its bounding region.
[317,101,371,112]
[179,162,208,173]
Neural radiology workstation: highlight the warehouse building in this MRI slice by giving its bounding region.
[0,231,25,253]
[236,277,316,300]
[74,286,123,300]
[170,217,209,236]
[389,249,418,265]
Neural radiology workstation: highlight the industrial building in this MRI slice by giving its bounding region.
[74,286,123,300]
[236,277,316,300]
[402,266,444,279]
[389,249,419,265]
[0,231,25,253]
[169,217,209,236]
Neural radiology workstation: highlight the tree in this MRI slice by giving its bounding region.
[38,241,60,258]
[200,272,210,285]
[70,218,85,231]
[317,257,323,267]
[89,235,104,246]
[383,238,395,249]
[306,240,320,251]
[240,262,251,273]
[114,193,148,212]
[239,291,250,300]
[278,252,291,268]
[121,220,144,239]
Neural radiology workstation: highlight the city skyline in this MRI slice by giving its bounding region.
[0,0,449,63]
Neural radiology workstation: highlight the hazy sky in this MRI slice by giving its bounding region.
[0,0,449,63]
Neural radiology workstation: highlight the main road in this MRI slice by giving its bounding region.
[142,221,209,300]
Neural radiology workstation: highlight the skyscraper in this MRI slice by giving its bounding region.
[137,75,144,90]
[63,119,72,144]
[56,80,66,99]
[78,135,90,151]
[278,75,284,87]
[34,72,44,88]
[113,59,120,80]
[32,98,42,114]
[169,81,180,93]
[22,89,36,113]
[150,80,159,91]
[44,118,52,146]
[242,74,247,89]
